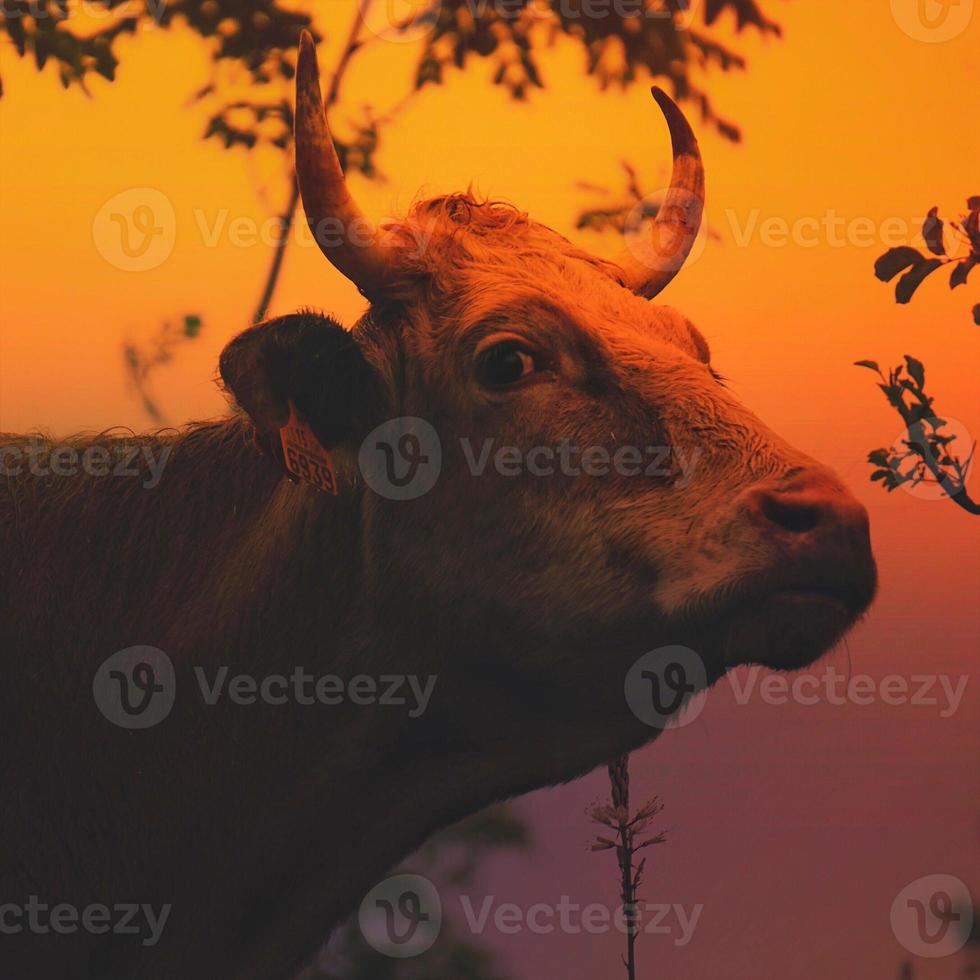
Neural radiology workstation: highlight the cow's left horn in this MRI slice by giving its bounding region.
[614,87,705,300]
[295,30,387,296]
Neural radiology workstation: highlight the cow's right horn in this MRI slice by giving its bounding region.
[613,87,705,300]
[295,30,388,297]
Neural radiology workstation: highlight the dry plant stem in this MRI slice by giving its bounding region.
[609,755,638,980]
[592,757,666,980]
[252,179,299,324]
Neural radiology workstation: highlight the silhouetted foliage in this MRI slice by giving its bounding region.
[863,196,978,514]
[855,356,978,515]
[299,805,530,980]
[415,0,779,139]
[574,159,722,243]
[575,161,660,234]
[2,0,781,141]
[4,0,782,421]
[123,313,203,423]
[0,1,311,96]
[874,197,980,324]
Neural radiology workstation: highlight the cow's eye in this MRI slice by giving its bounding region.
[475,341,538,389]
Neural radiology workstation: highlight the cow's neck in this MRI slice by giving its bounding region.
[10,420,652,979]
[162,444,653,979]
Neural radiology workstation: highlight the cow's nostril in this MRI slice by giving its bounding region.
[759,493,823,535]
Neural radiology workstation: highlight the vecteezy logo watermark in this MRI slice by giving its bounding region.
[194,669,437,717]
[459,896,703,944]
[359,417,442,501]
[891,875,974,957]
[624,645,708,729]
[459,439,701,485]
[93,188,177,272]
[623,186,708,273]
[93,646,176,729]
[358,874,442,958]
[890,0,974,41]
[193,207,436,259]
[0,0,168,29]
[94,652,438,729]
[0,897,171,947]
[887,415,975,503]
[727,666,969,718]
[358,0,701,43]
[359,0,439,43]
[725,208,973,256]
[0,439,171,489]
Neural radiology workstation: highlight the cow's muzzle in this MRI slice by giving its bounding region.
[723,468,877,670]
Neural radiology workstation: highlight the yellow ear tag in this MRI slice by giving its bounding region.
[279,402,339,495]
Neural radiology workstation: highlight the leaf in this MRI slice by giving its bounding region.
[183,314,202,338]
[868,449,890,466]
[950,256,976,289]
[854,359,880,371]
[974,304,980,326]
[906,407,930,430]
[895,258,943,304]
[874,247,923,282]
[922,206,945,256]
[967,196,980,210]
[879,383,904,408]
[903,355,925,388]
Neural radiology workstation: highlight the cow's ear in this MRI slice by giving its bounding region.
[219,312,384,454]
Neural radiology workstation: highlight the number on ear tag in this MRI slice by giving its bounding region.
[279,402,339,495]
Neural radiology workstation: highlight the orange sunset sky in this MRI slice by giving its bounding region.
[1,1,978,978]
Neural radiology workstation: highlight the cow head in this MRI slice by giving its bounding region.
[221,33,875,696]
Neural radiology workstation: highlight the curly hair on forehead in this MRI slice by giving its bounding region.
[379,192,626,304]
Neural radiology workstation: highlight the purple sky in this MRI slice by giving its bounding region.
[445,514,980,980]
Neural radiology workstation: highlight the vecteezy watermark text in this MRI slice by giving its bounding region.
[459,895,702,944]
[460,439,701,485]
[358,874,704,958]
[0,0,167,25]
[0,440,171,489]
[359,421,706,501]
[95,650,440,729]
[194,667,438,718]
[728,666,969,718]
[724,207,972,254]
[0,897,171,948]
[624,649,971,731]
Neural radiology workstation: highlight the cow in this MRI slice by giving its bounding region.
[0,30,875,980]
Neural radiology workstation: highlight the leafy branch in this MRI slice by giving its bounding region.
[574,160,722,242]
[575,161,661,235]
[305,804,530,980]
[415,0,780,140]
[6,1,783,421]
[874,197,980,325]
[123,314,203,423]
[855,355,978,515]
[0,0,313,96]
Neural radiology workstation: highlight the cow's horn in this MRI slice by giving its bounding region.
[295,30,387,296]
[614,87,705,300]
